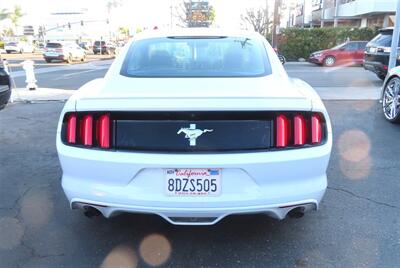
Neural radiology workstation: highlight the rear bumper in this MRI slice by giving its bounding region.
[363,60,387,75]
[58,138,332,225]
[43,55,65,60]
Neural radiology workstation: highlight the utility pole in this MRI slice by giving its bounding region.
[389,0,400,70]
[321,0,325,27]
[302,0,305,28]
[333,0,339,27]
[272,0,280,48]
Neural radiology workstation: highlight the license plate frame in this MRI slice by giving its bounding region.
[165,168,221,196]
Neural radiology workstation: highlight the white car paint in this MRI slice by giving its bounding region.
[57,28,332,225]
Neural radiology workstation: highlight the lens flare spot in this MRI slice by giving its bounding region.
[101,245,138,268]
[338,129,371,162]
[0,217,24,250]
[20,188,54,230]
[339,156,371,180]
[139,234,171,266]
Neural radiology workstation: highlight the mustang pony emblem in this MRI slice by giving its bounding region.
[177,124,213,146]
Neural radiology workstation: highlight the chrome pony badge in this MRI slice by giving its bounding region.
[177,124,213,146]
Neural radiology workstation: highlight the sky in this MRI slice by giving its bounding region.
[1,0,278,30]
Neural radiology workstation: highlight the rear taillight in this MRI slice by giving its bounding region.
[293,114,306,146]
[64,113,111,149]
[311,114,322,144]
[80,115,93,146]
[96,114,110,148]
[66,114,77,144]
[275,113,324,149]
[276,114,289,147]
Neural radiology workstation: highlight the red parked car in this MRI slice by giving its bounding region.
[309,41,368,67]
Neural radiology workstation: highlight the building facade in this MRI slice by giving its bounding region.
[311,0,396,28]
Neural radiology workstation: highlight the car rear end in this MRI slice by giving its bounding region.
[93,41,106,54]
[5,42,20,53]
[57,31,332,225]
[43,42,66,62]
[364,28,400,79]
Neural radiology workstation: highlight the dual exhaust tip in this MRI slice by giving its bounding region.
[77,203,307,221]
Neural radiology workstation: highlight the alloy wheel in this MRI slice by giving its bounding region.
[383,77,400,121]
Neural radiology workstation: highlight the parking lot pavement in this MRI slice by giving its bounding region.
[0,100,399,267]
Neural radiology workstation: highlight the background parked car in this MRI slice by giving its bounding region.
[309,41,368,67]
[79,41,92,51]
[364,27,400,80]
[0,62,11,110]
[5,42,34,54]
[43,42,86,63]
[92,41,116,55]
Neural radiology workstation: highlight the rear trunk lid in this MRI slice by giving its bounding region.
[75,75,312,111]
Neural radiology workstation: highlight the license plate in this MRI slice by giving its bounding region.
[45,52,58,57]
[165,168,221,196]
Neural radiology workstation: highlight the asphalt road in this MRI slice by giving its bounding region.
[1,99,400,267]
[7,60,383,91]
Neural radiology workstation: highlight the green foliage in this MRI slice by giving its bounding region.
[278,27,378,61]
[0,41,4,49]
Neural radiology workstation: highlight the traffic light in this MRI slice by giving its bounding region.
[68,23,71,29]
[81,20,84,26]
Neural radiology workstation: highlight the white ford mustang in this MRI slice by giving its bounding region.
[57,29,332,225]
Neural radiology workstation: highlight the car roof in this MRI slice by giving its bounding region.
[133,28,262,41]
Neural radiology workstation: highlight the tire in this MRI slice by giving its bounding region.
[377,73,386,80]
[66,54,73,64]
[6,50,11,54]
[81,55,86,62]
[323,56,336,67]
[382,77,400,123]
[45,58,52,63]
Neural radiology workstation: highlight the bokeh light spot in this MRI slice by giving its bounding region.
[139,233,171,266]
[101,245,138,268]
[338,129,371,162]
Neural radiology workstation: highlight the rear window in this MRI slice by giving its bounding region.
[6,42,17,46]
[46,43,62,48]
[369,32,400,47]
[94,41,106,46]
[120,37,271,77]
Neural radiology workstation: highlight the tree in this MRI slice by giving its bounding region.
[0,8,10,21]
[174,1,215,28]
[241,6,272,37]
[9,6,24,31]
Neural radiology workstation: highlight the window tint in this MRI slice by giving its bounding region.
[344,43,358,51]
[94,41,106,46]
[120,37,271,77]
[357,42,367,50]
[369,33,400,47]
[46,43,62,48]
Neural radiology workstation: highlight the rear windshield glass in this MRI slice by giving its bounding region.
[46,43,62,48]
[7,42,17,46]
[120,37,271,77]
[94,41,105,45]
[369,33,400,47]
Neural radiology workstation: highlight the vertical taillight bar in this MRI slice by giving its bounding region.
[66,114,77,144]
[96,114,110,148]
[80,114,93,146]
[311,114,322,144]
[276,114,289,147]
[294,114,306,146]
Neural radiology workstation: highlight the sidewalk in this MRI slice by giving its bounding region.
[10,87,74,103]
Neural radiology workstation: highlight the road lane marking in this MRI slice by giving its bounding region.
[51,69,98,80]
